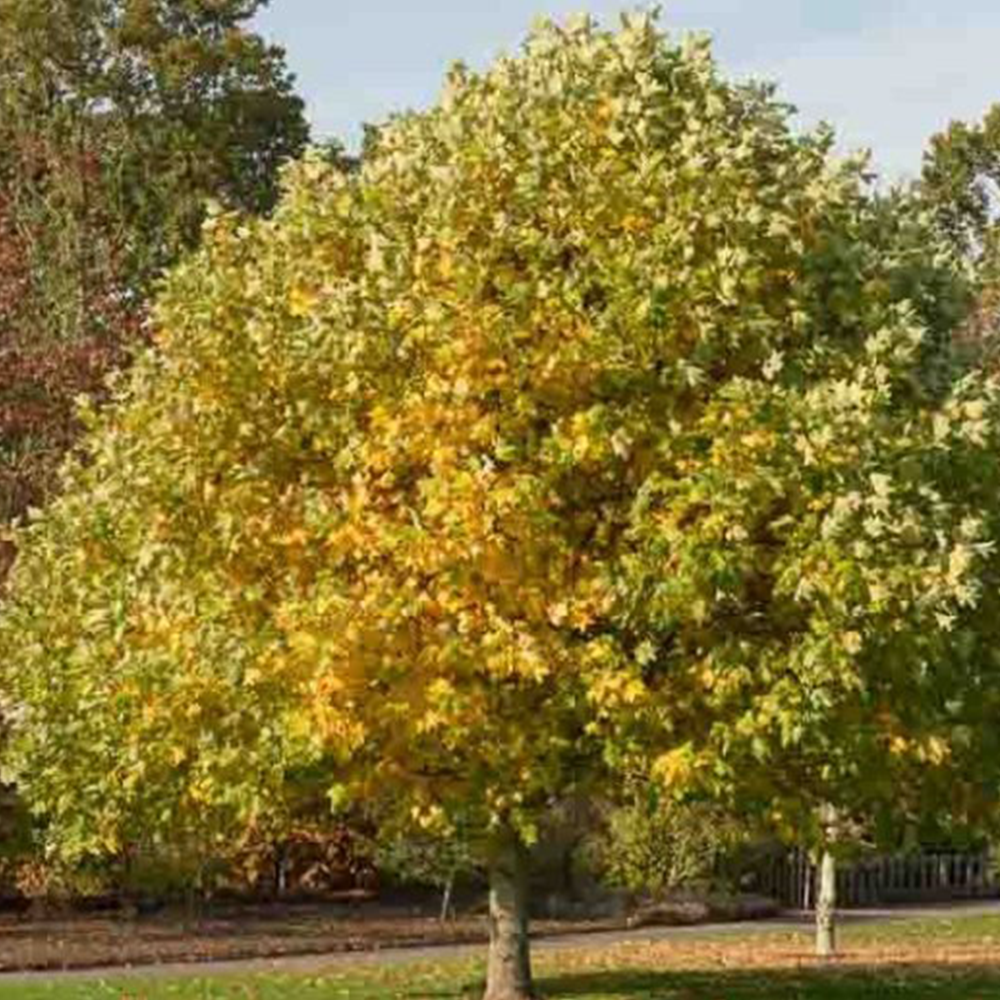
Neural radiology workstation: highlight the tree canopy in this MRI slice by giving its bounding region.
[3,13,1000,999]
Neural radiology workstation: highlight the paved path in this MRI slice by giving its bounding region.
[4,900,1000,984]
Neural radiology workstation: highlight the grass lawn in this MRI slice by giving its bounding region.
[5,914,1000,999]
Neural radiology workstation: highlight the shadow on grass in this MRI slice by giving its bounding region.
[535,964,1000,998]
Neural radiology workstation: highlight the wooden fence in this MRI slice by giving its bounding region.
[753,849,998,909]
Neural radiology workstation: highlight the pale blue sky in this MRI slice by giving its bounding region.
[256,2,1000,181]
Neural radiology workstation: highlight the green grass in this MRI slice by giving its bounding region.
[5,915,1000,999]
[4,967,1000,1000]
[844,912,1000,943]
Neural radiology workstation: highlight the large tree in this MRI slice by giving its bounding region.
[3,14,1000,998]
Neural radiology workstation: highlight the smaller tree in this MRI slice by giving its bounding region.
[375,830,478,922]
[620,305,1000,954]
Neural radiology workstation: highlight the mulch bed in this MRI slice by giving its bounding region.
[0,902,607,972]
[0,893,780,973]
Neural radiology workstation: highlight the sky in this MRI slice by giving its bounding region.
[255,1,1000,182]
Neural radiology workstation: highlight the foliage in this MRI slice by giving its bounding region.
[375,830,478,915]
[0,184,133,539]
[920,106,1000,367]
[0,0,308,550]
[0,0,309,317]
[618,304,1000,850]
[2,11,999,947]
[587,791,741,896]
[921,105,1000,260]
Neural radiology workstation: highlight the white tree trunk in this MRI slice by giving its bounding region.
[440,869,455,923]
[483,831,535,1000]
[815,847,837,958]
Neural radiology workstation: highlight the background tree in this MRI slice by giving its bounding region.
[921,106,1000,260]
[4,13,1000,999]
[374,828,478,922]
[0,0,309,310]
[0,0,308,565]
[920,106,1000,363]
[0,185,132,577]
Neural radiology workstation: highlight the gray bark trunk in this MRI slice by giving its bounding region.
[440,870,455,923]
[816,847,837,958]
[483,831,535,1000]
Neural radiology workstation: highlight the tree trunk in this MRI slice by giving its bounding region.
[274,843,289,900]
[483,830,535,1000]
[815,847,837,958]
[802,857,813,911]
[440,869,455,923]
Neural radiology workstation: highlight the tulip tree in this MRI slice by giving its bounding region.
[4,13,1000,998]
